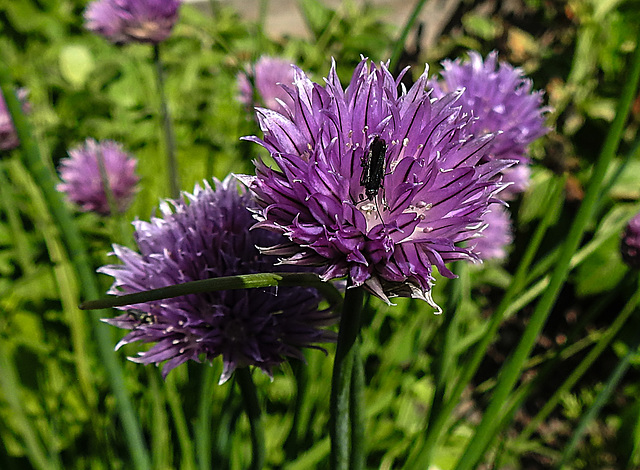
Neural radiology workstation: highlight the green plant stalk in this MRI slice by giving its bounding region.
[330,285,364,470]
[0,69,152,470]
[8,158,99,409]
[313,3,344,53]
[80,271,344,311]
[0,339,61,470]
[284,360,310,460]
[257,0,269,41]
[213,384,236,468]
[147,369,171,469]
[165,374,197,470]
[0,161,36,276]
[558,341,637,467]
[95,147,130,246]
[503,199,640,321]
[153,44,180,199]
[453,29,640,470]
[427,263,467,432]
[389,0,429,71]
[196,366,217,470]
[349,337,365,470]
[236,368,266,470]
[515,277,640,443]
[407,175,566,468]
[473,285,639,462]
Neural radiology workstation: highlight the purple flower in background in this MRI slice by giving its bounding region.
[240,59,513,309]
[85,0,180,45]
[99,177,336,382]
[621,212,640,269]
[1,88,29,152]
[429,51,549,197]
[237,56,296,113]
[57,139,139,215]
[474,204,513,261]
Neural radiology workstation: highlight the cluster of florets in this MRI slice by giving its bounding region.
[237,56,297,113]
[57,139,139,215]
[99,177,336,381]
[240,57,521,307]
[97,52,549,376]
[428,51,550,259]
[84,0,181,45]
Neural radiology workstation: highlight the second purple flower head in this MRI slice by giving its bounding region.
[84,0,181,45]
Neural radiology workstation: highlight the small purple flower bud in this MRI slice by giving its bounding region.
[621,213,640,269]
[237,56,296,113]
[84,0,181,45]
[99,176,336,382]
[57,139,139,215]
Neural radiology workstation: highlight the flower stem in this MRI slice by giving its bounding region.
[0,66,151,470]
[453,27,640,470]
[195,366,217,470]
[330,285,364,470]
[235,368,266,470]
[284,360,309,460]
[349,337,365,470]
[153,43,180,199]
[95,148,130,245]
[515,274,640,444]
[407,175,566,468]
[0,339,61,470]
[79,271,344,311]
[557,335,639,467]
[389,0,428,71]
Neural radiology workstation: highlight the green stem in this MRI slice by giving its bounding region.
[80,272,343,311]
[153,44,180,199]
[349,337,365,470]
[0,161,36,276]
[407,175,566,468]
[389,0,429,71]
[236,368,266,470]
[95,147,130,245]
[516,276,640,443]
[0,339,61,470]
[0,67,151,470]
[558,341,637,467]
[453,28,640,470]
[427,263,466,432]
[284,360,309,460]
[165,374,197,470]
[147,369,171,469]
[196,366,217,470]
[330,285,364,470]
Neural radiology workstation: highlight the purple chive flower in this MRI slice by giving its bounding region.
[1,88,29,152]
[474,204,513,261]
[237,56,296,113]
[57,139,139,215]
[84,0,180,45]
[239,59,513,309]
[429,51,550,197]
[99,176,336,382]
[621,212,640,269]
